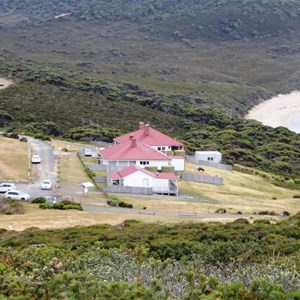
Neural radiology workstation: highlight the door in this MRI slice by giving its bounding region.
[143,179,149,187]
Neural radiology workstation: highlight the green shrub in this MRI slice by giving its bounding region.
[107,200,118,207]
[34,133,51,141]
[293,195,300,198]
[53,202,66,210]
[85,168,96,178]
[293,178,300,184]
[4,132,19,139]
[118,201,133,209]
[19,137,28,142]
[253,219,271,224]
[215,208,226,214]
[32,197,46,204]
[257,211,276,215]
[63,204,83,210]
[232,218,249,224]
[39,203,53,209]
[39,201,82,210]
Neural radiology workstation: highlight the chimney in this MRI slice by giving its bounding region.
[139,121,145,129]
[144,124,150,135]
[131,137,137,147]
[129,134,134,140]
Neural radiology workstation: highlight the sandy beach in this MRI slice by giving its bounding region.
[246,91,300,133]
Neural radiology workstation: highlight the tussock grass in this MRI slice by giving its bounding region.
[0,136,28,181]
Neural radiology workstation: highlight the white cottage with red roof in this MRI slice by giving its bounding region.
[106,122,185,171]
[114,122,184,153]
[108,165,178,195]
[99,137,173,170]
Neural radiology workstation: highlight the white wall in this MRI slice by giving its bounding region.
[152,146,171,151]
[123,171,154,187]
[136,159,170,170]
[171,158,185,171]
[153,178,169,188]
[102,159,171,170]
[195,151,222,163]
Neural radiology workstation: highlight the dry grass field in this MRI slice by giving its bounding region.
[0,136,29,181]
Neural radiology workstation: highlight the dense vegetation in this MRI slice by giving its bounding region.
[2,0,300,41]
[1,64,300,178]
[0,215,299,298]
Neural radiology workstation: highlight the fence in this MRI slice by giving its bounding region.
[90,140,113,148]
[103,186,153,195]
[185,155,233,171]
[182,173,223,185]
[93,176,107,183]
[88,164,123,172]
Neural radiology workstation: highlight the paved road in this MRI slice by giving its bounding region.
[17,137,57,199]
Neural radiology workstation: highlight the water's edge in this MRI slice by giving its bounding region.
[245,91,300,133]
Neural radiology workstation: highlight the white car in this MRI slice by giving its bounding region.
[84,148,92,156]
[31,155,41,164]
[40,179,52,190]
[5,190,30,201]
[0,183,16,193]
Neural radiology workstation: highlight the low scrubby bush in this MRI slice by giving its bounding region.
[34,133,51,141]
[39,203,53,209]
[118,201,133,208]
[293,178,300,184]
[19,137,28,142]
[257,210,276,215]
[39,201,82,210]
[106,197,133,208]
[0,199,24,214]
[32,197,46,204]
[215,208,226,214]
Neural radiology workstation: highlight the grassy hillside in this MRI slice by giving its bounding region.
[1,0,300,41]
[1,1,300,177]
[1,67,300,178]
[1,1,300,114]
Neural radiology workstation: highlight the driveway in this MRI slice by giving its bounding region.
[17,137,57,199]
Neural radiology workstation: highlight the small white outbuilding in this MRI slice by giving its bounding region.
[195,151,222,163]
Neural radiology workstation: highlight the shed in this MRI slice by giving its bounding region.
[195,151,222,163]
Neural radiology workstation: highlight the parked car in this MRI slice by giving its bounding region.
[0,183,16,193]
[5,190,30,201]
[31,155,41,164]
[0,82,4,86]
[40,179,52,190]
[84,148,92,156]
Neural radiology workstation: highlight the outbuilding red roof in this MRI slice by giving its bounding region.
[108,165,178,180]
[114,124,184,147]
[99,138,171,161]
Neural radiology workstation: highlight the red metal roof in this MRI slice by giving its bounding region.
[114,125,184,147]
[99,139,171,161]
[108,165,178,180]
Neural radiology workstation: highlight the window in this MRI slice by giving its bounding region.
[140,161,150,165]
[158,147,161,150]
[207,157,214,161]
[161,147,166,150]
